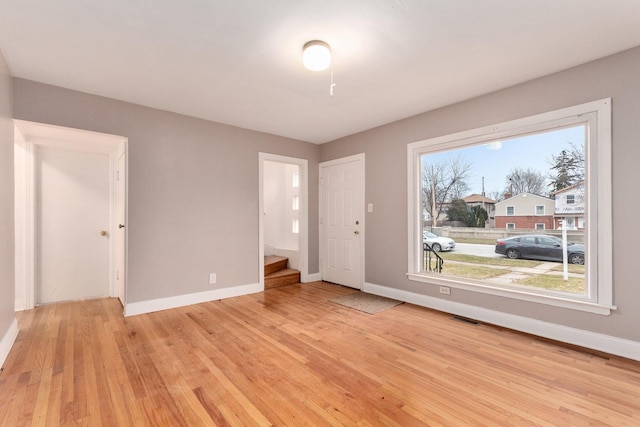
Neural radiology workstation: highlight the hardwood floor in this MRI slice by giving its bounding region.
[2,282,640,426]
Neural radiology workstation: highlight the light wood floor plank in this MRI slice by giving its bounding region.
[1,281,640,426]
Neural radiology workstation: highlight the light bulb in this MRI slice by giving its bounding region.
[302,40,331,71]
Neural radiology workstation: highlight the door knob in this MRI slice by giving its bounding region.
[118,224,125,229]
[354,230,359,235]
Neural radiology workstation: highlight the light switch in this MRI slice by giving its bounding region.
[367,203,373,213]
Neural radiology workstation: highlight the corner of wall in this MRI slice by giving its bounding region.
[0,44,17,367]
[0,319,18,368]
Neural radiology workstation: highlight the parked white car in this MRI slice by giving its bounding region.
[423,231,456,252]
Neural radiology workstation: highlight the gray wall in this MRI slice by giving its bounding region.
[0,50,15,339]
[320,46,640,342]
[8,46,640,343]
[13,80,320,304]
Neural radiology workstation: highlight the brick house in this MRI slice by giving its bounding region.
[494,193,555,230]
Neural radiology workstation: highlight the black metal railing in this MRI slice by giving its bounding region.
[423,242,444,273]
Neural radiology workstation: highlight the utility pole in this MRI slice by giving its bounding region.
[482,176,485,211]
[431,182,437,228]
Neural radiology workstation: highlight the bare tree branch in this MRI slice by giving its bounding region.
[505,167,547,197]
[421,154,471,226]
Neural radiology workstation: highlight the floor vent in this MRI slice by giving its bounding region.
[451,315,480,325]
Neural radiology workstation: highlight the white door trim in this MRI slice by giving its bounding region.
[258,153,309,287]
[319,153,365,289]
[116,147,127,306]
[14,120,128,310]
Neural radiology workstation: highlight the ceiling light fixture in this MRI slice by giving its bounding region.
[302,40,336,96]
[302,40,331,71]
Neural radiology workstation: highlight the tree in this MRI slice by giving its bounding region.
[467,205,488,228]
[446,199,488,227]
[504,167,547,197]
[548,142,584,193]
[446,199,469,223]
[421,154,471,226]
[488,190,504,202]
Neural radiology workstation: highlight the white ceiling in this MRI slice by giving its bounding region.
[1,1,640,144]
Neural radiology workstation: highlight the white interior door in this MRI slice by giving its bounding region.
[35,146,110,304]
[116,151,126,305]
[320,155,364,289]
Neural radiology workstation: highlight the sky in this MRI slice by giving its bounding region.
[421,125,586,199]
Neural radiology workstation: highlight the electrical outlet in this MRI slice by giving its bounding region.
[439,286,451,295]
[209,273,217,284]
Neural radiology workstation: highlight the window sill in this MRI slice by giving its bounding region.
[406,272,616,315]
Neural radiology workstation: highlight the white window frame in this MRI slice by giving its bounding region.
[506,206,515,216]
[567,194,575,204]
[506,223,515,230]
[535,223,545,230]
[535,205,545,215]
[407,98,614,315]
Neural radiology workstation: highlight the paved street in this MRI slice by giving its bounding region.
[454,242,503,258]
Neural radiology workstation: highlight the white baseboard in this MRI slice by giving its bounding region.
[303,272,322,283]
[0,318,19,368]
[124,283,263,317]
[364,282,640,362]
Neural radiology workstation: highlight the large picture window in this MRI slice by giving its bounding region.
[407,99,613,314]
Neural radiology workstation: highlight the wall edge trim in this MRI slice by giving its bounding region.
[0,318,19,368]
[363,282,640,362]
[124,283,262,317]
[304,273,322,282]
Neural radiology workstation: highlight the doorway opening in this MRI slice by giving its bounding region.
[259,153,309,288]
[14,120,128,310]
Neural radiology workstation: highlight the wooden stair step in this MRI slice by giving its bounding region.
[265,268,300,289]
[265,256,288,276]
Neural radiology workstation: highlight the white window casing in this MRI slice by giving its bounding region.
[407,98,613,315]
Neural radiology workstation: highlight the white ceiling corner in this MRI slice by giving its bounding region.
[1,0,639,144]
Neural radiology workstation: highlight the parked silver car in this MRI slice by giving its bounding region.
[423,231,456,252]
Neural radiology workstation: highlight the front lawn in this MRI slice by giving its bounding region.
[515,274,585,294]
[441,253,539,268]
[550,264,585,274]
[441,263,506,280]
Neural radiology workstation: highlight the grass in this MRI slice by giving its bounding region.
[550,264,586,274]
[422,244,586,294]
[515,274,585,294]
[441,263,506,280]
[441,253,539,268]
